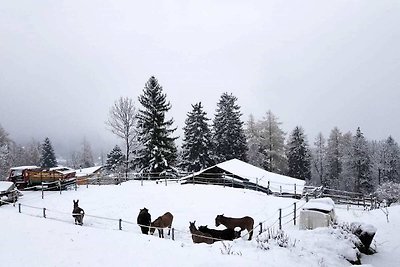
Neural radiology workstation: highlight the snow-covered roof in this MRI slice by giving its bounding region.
[49,166,76,175]
[303,197,335,212]
[75,166,103,177]
[183,159,305,194]
[10,166,39,171]
[0,181,14,192]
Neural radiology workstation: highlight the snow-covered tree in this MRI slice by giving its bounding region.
[339,131,354,191]
[22,139,41,166]
[258,110,287,174]
[79,138,95,168]
[351,127,372,193]
[105,145,126,173]
[0,124,12,180]
[106,97,139,175]
[245,114,264,168]
[375,181,400,206]
[286,126,311,181]
[380,136,400,183]
[40,137,58,168]
[136,76,178,174]
[212,92,247,163]
[325,127,343,189]
[311,133,327,186]
[180,102,214,172]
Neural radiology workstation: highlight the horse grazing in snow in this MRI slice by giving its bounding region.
[137,207,151,234]
[150,212,174,238]
[215,214,254,240]
[189,221,214,244]
[72,199,85,225]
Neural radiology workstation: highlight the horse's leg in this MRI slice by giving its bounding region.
[248,228,253,240]
[168,226,171,235]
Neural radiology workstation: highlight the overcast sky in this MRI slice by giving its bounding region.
[1,0,399,158]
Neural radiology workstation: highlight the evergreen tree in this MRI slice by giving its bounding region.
[212,93,247,163]
[311,133,327,186]
[136,76,178,174]
[286,126,311,181]
[339,131,354,191]
[381,136,400,183]
[258,110,287,174]
[325,127,342,189]
[245,114,264,168]
[180,102,214,172]
[40,137,58,168]
[105,145,126,173]
[0,124,12,179]
[352,127,372,193]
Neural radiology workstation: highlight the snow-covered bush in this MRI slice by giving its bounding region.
[375,181,400,206]
[219,241,242,256]
[256,228,296,251]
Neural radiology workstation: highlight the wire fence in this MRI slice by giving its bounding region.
[1,184,309,246]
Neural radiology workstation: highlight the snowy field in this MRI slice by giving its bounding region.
[1,181,399,267]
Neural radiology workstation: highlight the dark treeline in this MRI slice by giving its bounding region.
[1,76,400,196]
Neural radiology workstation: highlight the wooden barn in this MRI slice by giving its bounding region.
[181,159,305,197]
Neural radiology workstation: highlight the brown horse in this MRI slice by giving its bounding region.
[72,200,85,226]
[149,212,174,238]
[189,221,214,244]
[215,214,254,240]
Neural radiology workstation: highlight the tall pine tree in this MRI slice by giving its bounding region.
[352,127,372,193]
[325,127,343,189]
[136,76,178,175]
[40,137,58,168]
[105,145,126,173]
[180,102,214,172]
[258,110,287,174]
[245,114,264,168]
[286,126,311,181]
[212,93,247,163]
[311,133,327,186]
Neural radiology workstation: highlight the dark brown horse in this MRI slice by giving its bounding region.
[72,200,84,225]
[189,221,214,244]
[198,225,240,241]
[137,208,151,234]
[215,214,254,240]
[149,212,174,238]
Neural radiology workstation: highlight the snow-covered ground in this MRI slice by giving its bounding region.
[0,181,399,267]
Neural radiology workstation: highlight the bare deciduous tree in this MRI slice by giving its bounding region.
[106,97,138,176]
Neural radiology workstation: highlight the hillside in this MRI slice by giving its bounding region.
[1,181,399,267]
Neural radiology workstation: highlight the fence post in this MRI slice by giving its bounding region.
[259,222,263,235]
[18,203,21,213]
[280,186,282,195]
[119,219,122,230]
[279,208,282,230]
[231,178,234,188]
[294,184,297,198]
[141,176,143,186]
[43,208,46,218]
[293,202,297,225]
[59,179,62,195]
[75,182,77,191]
[305,194,309,202]
[192,173,194,185]
[165,177,167,186]
[41,183,44,199]
[172,228,175,241]
[256,178,258,192]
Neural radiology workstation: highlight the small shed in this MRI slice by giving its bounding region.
[0,181,19,205]
[299,197,336,230]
